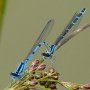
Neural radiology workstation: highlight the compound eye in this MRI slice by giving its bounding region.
[10,72,21,80]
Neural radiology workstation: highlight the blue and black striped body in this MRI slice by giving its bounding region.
[10,19,54,80]
[10,42,45,80]
[42,8,86,59]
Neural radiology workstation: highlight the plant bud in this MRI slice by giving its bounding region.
[28,65,37,73]
[48,73,52,76]
[45,82,50,88]
[29,80,37,86]
[44,71,48,76]
[49,84,57,89]
[83,83,90,89]
[52,75,58,80]
[31,60,39,66]
[37,64,46,70]
[49,68,55,73]
[35,73,43,79]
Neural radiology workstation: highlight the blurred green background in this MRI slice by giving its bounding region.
[0,0,6,38]
[0,0,90,90]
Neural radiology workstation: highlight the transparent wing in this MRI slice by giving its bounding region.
[26,19,55,57]
[56,23,90,50]
[53,12,79,46]
[55,8,86,51]
[34,19,54,45]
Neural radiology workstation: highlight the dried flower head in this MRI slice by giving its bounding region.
[29,79,38,86]
[35,73,43,79]
[49,83,57,89]
[31,60,39,66]
[37,64,46,70]
[82,83,90,90]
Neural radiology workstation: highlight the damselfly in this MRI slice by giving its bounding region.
[42,8,86,60]
[10,19,54,80]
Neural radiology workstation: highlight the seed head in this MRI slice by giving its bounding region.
[83,83,90,90]
[37,64,46,70]
[49,84,57,89]
[35,73,43,79]
[29,79,38,86]
[31,60,39,66]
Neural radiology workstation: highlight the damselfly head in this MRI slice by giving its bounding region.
[41,52,52,60]
[42,52,50,57]
[10,72,21,80]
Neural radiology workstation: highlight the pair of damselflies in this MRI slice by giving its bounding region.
[10,8,89,80]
